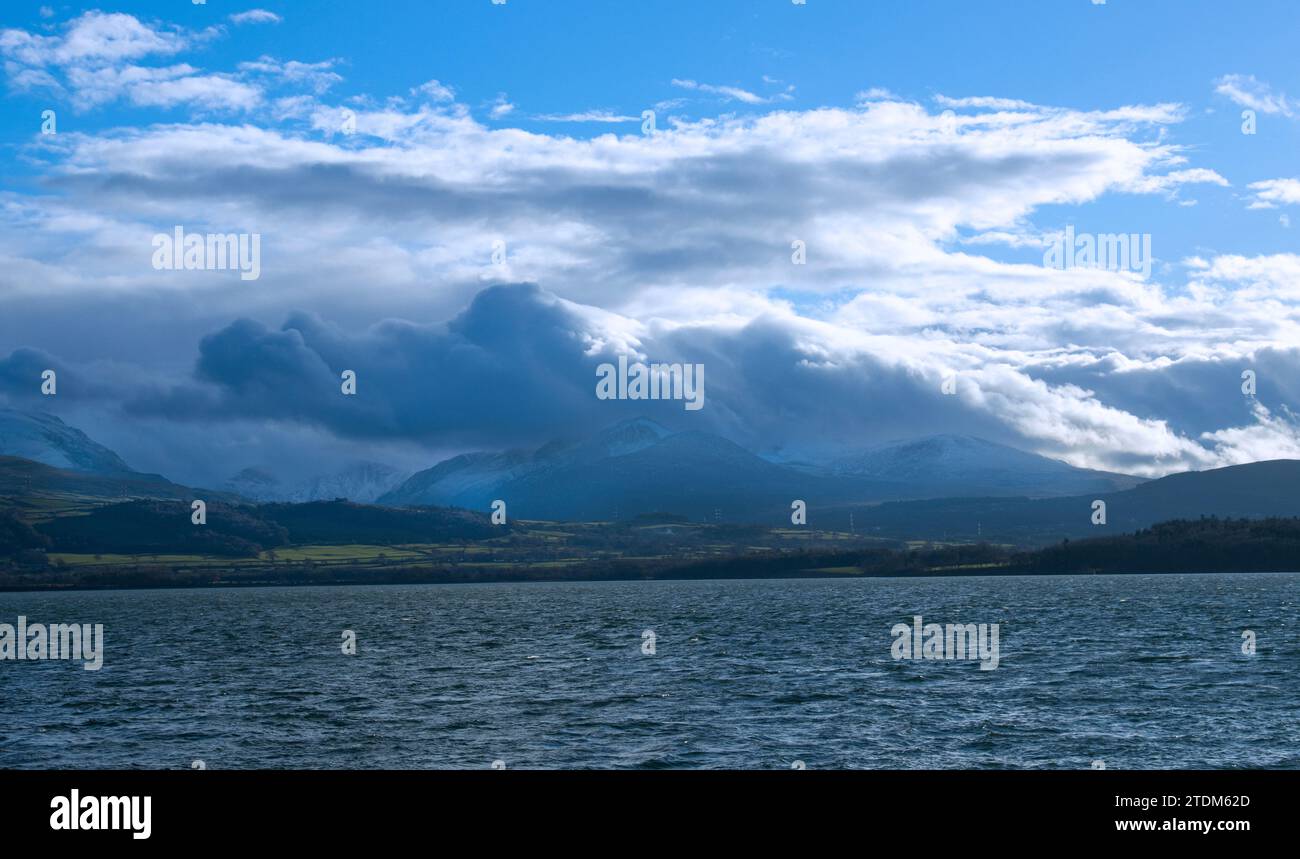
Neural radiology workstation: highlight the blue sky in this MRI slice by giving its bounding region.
[1,1,1299,486]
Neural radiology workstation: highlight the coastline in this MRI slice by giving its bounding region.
[4,564,1297,595]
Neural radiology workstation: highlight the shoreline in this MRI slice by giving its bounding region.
[3,566,1297,595]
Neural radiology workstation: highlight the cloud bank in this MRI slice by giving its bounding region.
[0,10,1296,486]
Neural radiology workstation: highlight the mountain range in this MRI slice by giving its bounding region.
[223,462,408,504]
[819,458,1300,542]
[377,417,1140,520]
[4,408,1298,546]
[825,434,1142,498]
[0,408,134,474]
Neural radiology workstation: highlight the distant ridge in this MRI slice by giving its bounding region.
[0,408,134,474]
[823,459,1300,543]
[828,434,1142,497]
[0,455,228,507]
[380,418,1143,522]
[223,462,408,504]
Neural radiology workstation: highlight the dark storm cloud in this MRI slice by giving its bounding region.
[109,282,1021,457]
[123,283,665,447]
[0,347,128,405]
[1028,348,1300,437]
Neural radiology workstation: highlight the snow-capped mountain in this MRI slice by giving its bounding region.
[377,448,542,509]
[288,462,409,504]
[222,467,284,503]
[378,417,681,511]
[223,462,408,504]
[380,417,899,520]
[0,408,134,474]
[380,420,1145,522]
[828,435,1142,498]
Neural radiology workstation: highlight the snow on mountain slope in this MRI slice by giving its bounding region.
[829,434,1141,497]
[224,462,408,504]
[0,408,134,474]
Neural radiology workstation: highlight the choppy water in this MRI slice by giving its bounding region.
[1,573,1298,769]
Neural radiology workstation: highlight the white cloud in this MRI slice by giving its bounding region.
[53,11,186,64]
[3,62,63,94]
[535,110,638,123]
[239,56,342,94]
[0,12,260,111]
[958,229,1049,250]
[1185,252,1300,301]
[653,97,688,111]
[1247,178,1300,209]
[1200,402,1300,465]
[130,72,262,111]
[13,93,1227,317]
[488,93,514,118]
[856,87,899,103]
[230,10,283,26]
[411,78,454,102]
[1213,74,1294,116]
[1127,167,1229,196]
[2,58,1296,474]
[671,78,789,105]
[934,94,1039,110]
[60,63,261,110]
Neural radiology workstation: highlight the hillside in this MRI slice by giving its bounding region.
[827,459,1300,543]
[0,455,216,513]
[0,408,134,474]
[381,418,1139,521]
[29,498,500,558]
[828,434,1142,497]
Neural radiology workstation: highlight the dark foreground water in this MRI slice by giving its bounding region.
[2,573,1298,769]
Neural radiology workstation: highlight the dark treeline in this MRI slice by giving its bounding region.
[34,500,289,557]
[592,517,1300,580]
[1008,516,1300,574]
[2,510,1298,590]
[4,499,498,558]
[0,510,49,561]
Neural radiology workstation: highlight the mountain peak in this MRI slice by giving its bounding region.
[599,416,673,437]
[830,433,1139,498]
[592,416,675,456]
[379,422,1143,521]
[224,461,407,503]
[0,407,134,474]
[229,467,280,487]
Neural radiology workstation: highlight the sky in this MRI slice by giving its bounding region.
[1,0,1299,487]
